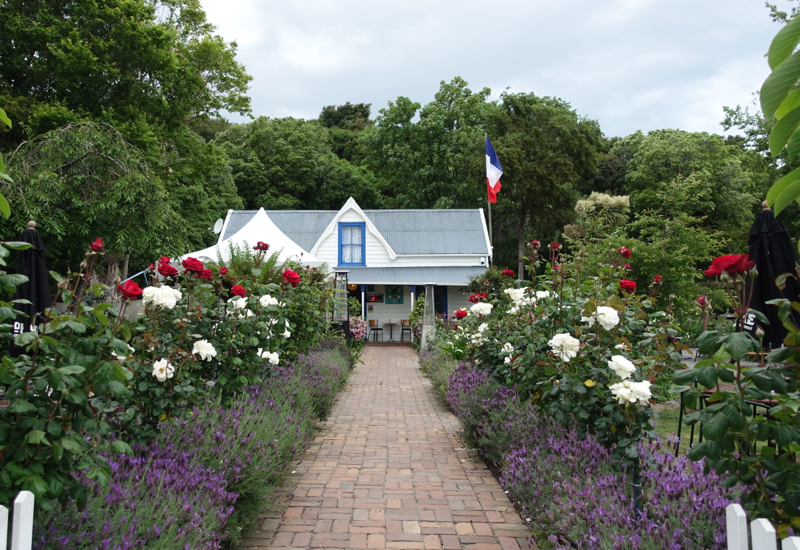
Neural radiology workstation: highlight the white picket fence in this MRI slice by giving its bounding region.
[728,503,800,550]
[1,491,34,550]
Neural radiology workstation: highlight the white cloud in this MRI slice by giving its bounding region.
[201,0,783,137]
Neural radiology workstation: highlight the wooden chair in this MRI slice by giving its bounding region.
[368,319,383,341]
[400,319,412,342]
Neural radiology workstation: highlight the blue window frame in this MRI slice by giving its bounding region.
[338,222,366,266]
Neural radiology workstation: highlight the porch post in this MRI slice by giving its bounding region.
[409,285,415,313]
[360,285,366,318]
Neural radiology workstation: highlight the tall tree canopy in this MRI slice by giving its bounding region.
[319,102,372,163]
[487,93,601,274]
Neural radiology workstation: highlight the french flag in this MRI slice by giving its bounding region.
[485,136,503,204]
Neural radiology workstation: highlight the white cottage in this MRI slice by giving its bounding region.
[215,198,492,340]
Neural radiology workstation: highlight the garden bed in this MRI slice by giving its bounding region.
[419,350,733,549]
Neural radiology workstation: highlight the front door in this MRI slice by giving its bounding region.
[433,286,448,320]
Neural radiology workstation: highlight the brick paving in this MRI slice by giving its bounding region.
[237,345,531,550]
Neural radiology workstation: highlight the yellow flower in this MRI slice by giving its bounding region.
[584,379,596,387]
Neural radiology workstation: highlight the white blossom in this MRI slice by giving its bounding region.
[470,302,494,316]
[615,343,630,351]
[508,306,520,315]
[607,355,636,379]
[281,329,291,338]
[502,342,514,354]
[112,344,135,362]
[477,323,489,333]
[504,288,525,303]
[548,333,580,362]
[152,358,175,382]
[259,294,282,308]
[609,380,651,405]
[504,356,513,364]
[257,348,280,365]
[142,286,182,310]
[582,306,620,330]
[192,339,217,361]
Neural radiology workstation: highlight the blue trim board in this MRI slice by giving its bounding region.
[337,222,366,267]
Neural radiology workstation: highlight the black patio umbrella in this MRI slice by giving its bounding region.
[10,221,51,357]
[744,203,800,349]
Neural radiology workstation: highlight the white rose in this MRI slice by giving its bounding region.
[259,294,280,308]
[615,343,630,351]
[228,296,247,310]
[548,333,580,362]
[504,288,525,303]
[112,344,135,362]
[583,306,620,330]
[143,286,182,310]
[470,302,494,317]
[628,380,652,404]
[477,323,489,333]
[502,342,514,354]
[504,356,513,364]
[152,358,175,382]
[609,381,636,404]
[257,348,280,365]
[508,306,520,315]
[281,330,291,338]
[536,290,551,300]
[607,355,636,379]
[192,339,217,361]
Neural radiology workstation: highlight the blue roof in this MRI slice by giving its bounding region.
[220,209,488,255]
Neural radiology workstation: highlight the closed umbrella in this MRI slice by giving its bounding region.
[10,221,51,357]
[744,203,800,349]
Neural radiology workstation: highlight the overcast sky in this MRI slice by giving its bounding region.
[199,0,785,138]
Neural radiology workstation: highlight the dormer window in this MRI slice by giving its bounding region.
[338,222,365,266]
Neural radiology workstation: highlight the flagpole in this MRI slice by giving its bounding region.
[486,133,493,266]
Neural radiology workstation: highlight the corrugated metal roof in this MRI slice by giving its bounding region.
[341,266,486,286]
[221,208,489,255]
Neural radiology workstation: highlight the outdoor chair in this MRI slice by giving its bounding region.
[400,319,411,342]
[368,319,383,341]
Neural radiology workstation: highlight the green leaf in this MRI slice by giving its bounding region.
[110,441,133,455]
[51,440,63,462]
[769,15,800,69]
[58,365,86,375]
[107,380,129,398]
[767,346,795,363]
[696,331,721,356]
[702,411,728,440]
[0,273,29,287]
[60,437,83,454]
[776,176,800,216]
[22,475,50,498]
[0,108,10,129]
[771,105,800,157]
[673,369,697,385]
[723,403,745,431]
[696,366,717,389]
[688,440,722,461]
[725,331,758,361]
[1,241,33,251]
[717,367,735,383]
[777,88,800,119]
[47,421,63,436]
[26,430,47,445]
[8,400,38,413]
[762,49,800,119]
[768,166,800,209]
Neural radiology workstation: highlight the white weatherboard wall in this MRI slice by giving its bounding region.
[315,210,392,267]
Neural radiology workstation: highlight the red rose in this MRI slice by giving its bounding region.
[195,269,213,280]
[703,254,754,277]
[697,294,709,307]
[653,274,662,283]
[553,264,560,271]
[231,285,247,297]
[618,247,632,259]
[530,240,540,248]
[468,292,487,303]
[117,279,143,300]
[253,241,270,251]
[502,269,515,277]
[158,263,178,278]
[90,238,104,252]
[283,269,301,287]
[148,263,155,271]
[454,309,468,319]
[550,242,561,250]
[160,256,171,265]
[619,279,637,292]
[219,267,228,275]
[623,263,631,270]
[181,257,204,274]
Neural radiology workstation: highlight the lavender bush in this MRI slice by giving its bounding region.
[34,348,350,549]
[422,350,733,549]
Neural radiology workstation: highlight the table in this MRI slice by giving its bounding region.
[383,322,397,341]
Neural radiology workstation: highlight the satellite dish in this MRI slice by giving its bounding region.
[212,219,224,234]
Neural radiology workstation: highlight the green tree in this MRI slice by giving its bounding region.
[361,77,491,209]
[486,92,601,275]
[218,117,382,210]
[319,102,372,164]
[0,0,252,152]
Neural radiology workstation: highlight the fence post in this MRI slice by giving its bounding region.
[783,537,800,550]
[1,505,7,550]
[751,518,778,550]
[10,491,33,550]
[727,503,749,550]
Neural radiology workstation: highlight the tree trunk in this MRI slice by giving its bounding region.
[121,253,130,281]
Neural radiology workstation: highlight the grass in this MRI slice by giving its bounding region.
[652,407,694,455]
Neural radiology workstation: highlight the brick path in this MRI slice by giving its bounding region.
[237,345,530,550]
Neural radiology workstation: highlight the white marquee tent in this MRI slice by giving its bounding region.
[181,208,326,268]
